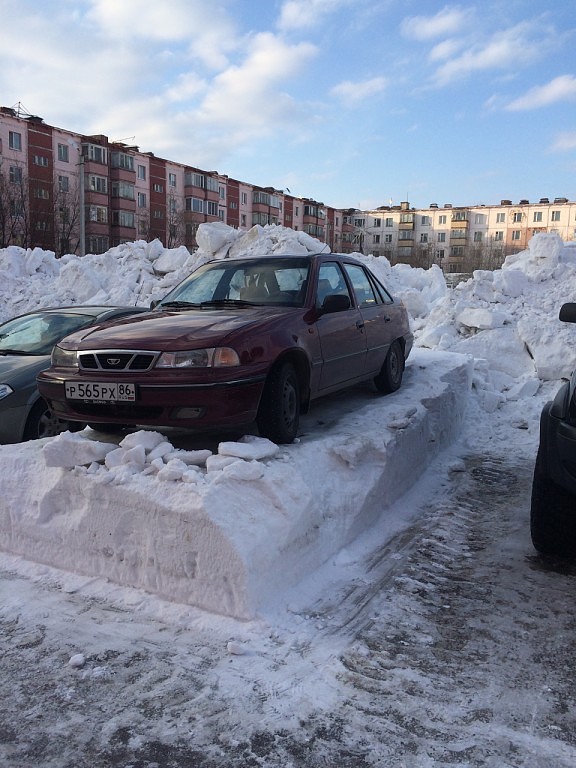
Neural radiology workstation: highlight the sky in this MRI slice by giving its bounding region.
[1,0,575,210]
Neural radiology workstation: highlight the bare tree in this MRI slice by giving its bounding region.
[52,174,81,256]
[0,160,29,248]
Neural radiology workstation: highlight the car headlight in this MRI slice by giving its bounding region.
[156,347,240,368]
[52,345,79,368]
[0,384,14,400]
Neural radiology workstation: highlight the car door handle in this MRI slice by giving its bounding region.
[356,320,365,330]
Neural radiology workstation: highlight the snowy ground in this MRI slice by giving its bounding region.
[1,226,576,765]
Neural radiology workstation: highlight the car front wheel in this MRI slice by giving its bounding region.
[257,362,300,444]
[24,399,82,441]
[530,448,576,557]
[374,339,404,394]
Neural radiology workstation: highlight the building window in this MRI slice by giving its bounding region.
[206,200,218,216]
[385,217,393,227]
[57,144,69,162]
[494,231,504,241]
[473,231,483,242]
[241,192,248,206]
[137,165,146,180]
[421,215,431,226]
[112,210,135,227]
[137,192,147,207]
[83,144,107,164]
[241,214,247,227]
[373,218,381,227]
[496,212,505,223]
[33,187,50,199]
[373,234,381,244]
[186,197,204,213]
[9,131,22,150]
[89,175,108,194]
[153,209,163,219]
[87,205,108,223]
[9,166,22,183]
[33,155,49,167]
[58,175,69,193]
[168,172,177,188]
[474,214,485,224]
[551,210,561,222]
[420,233,428,243]
[112,181,135,200]
[512,230,521,240]
[452,211,467,222]
[384,234,393,243]
[513,212,522,223]
[437,232,446,243]
[451,246,464,257]
[533,211,543,222]
[354,218,365,227]
[153,183,164,193]
[111,152,134,171]
[438,215,447,225]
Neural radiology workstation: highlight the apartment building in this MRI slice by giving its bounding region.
[0,106,574,271]
[353,198,576,271]
[0,107,341,256]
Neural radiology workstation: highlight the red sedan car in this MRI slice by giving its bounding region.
[37,253,413,444]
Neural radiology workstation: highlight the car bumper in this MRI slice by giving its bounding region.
[37,373,267,431]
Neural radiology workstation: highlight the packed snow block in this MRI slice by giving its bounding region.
[0,349,472,619]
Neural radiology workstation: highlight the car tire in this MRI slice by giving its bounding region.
[23,399,82,441]
[530,448,576,557]
[257,362,300,444]
[374,339,404,394]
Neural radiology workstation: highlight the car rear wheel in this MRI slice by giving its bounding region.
[24,399,82,441]
[530,448,576,557]
[257,362,300,444]
[374,339,404,394]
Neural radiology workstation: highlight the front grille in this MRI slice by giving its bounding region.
[78,350,157,372]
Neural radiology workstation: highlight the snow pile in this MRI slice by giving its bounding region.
[0,349,471,618]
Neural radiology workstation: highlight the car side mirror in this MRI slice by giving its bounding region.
[150,299,160,310]
[320,294,351,314]
[559,303,576,323]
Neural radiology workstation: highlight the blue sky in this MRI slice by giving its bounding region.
[1,0,575,210]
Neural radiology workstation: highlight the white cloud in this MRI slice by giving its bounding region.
[330,77,388,104]
[86,0,239,69]
[431,22,548,86]
[400,5,471,41]
[505,75,576,111]
[550,131,576,152]
[278,0,354,31]
[193,33,319,141]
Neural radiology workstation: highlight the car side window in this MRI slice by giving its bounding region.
[316,263,351,308]
[343,264,379,307]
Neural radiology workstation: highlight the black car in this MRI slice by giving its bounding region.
[0,305,145,443]
[531,302,576,556]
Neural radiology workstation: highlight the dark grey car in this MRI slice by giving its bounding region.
[0,306,144,443]
[531,302,576,556]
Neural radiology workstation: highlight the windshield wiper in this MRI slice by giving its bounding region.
[159,300,203,309]
[0,349,36,356]
[200,299,258,307]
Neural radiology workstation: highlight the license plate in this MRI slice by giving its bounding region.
[65,381,136,402]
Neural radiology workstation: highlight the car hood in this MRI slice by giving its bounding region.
[0,354,50,383]
[61,307,297,350]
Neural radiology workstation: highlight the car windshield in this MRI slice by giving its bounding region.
[158,257,311,309]
[0,312,97,356]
